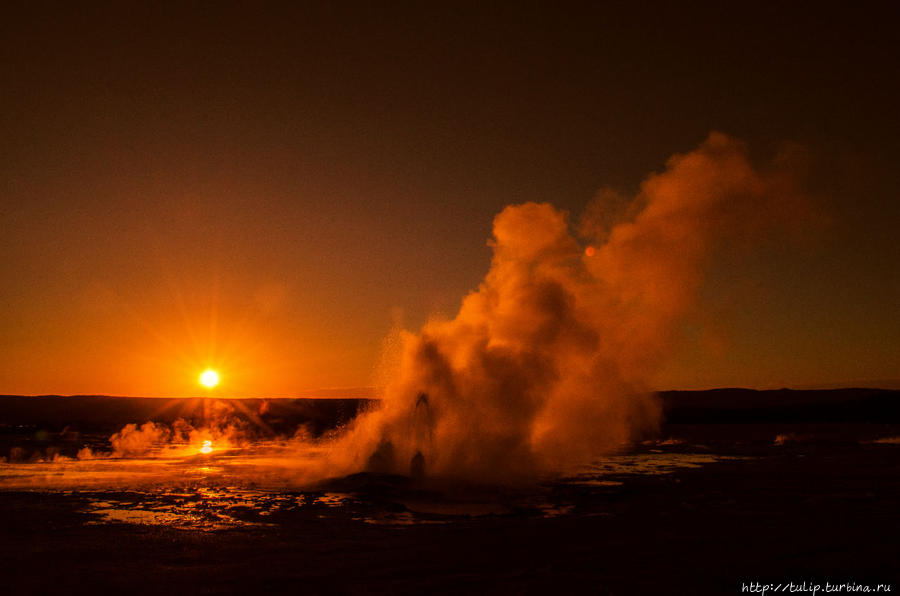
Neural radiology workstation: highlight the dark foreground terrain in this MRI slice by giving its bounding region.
[1,391,899,594]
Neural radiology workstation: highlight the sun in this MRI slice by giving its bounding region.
[199,369,220,389]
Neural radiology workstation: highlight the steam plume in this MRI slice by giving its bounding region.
[319,133,807,483]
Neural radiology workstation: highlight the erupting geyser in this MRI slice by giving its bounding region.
[314,133,809,484]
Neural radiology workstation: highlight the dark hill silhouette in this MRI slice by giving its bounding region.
[0,395,373,436]
[0,388,898,437]
[660,387,900,423]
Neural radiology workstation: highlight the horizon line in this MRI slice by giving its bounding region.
[2,384,900,400]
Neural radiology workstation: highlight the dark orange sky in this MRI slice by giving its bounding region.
[2,3,898,396]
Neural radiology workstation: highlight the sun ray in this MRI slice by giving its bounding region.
[227,398,276,436]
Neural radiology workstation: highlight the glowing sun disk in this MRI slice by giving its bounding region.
[199,369,219,388]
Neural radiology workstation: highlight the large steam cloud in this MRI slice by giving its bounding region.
[317,132,808,484]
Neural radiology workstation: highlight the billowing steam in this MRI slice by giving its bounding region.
[107,419,251,458]
[318,133,807,483]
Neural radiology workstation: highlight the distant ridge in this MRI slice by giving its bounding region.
[1,388,898,431]
[0,395,374,436]
[790,379,900,391]
[659,387,900,423]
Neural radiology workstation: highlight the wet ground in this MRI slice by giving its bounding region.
[2,423,899,594]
